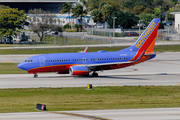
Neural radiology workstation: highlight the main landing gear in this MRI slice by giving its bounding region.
[34,74,38,78]
[92,72,98,77]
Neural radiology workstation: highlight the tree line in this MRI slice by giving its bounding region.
[0,0,180,41]
[59,0,180,30]
[0,6,62,42]
[89,0,180,27]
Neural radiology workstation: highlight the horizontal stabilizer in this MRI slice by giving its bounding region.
[144,53,156,56]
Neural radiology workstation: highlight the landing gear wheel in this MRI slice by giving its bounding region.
[34,74,38,78]
[92,72,98,77]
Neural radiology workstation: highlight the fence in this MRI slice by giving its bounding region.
[87,27,146,37]
[2,25,180,49]
[157,26,180,41]
[12,33,113,49]
[87,26,180,41]
[87,28,125,37]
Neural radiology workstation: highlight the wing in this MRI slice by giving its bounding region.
[87,51,146,68]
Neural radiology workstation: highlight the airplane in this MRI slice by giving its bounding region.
[18,18,160,78]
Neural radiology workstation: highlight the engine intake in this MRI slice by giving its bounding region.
[69,66,89,75]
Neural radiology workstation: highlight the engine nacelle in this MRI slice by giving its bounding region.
[69,66,89,75]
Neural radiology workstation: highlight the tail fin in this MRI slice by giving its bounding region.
[131,18,160,54]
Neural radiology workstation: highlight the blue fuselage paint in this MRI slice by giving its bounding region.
[18,51,135,71]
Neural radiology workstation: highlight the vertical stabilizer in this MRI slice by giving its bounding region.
[131,18,160,53]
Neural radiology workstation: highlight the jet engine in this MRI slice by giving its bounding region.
[69,66,89,76]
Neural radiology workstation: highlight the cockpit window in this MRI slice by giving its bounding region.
[25,60,33,62]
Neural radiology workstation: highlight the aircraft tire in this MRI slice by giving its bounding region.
[92,73,98,77]
[34,74,38,78]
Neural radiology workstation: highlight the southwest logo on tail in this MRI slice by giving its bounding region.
[18,18,160,77]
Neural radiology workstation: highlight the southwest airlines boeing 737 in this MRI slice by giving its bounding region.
[18,18,160,78]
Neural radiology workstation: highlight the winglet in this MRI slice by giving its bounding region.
[83,46,89,53]
[78,46,89,53]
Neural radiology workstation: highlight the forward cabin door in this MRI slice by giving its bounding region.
[39,56,46,66]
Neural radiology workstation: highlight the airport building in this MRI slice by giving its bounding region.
[0,0,95,28]
[171,12,180,31]
[0,0,78,13]
[27,13,94,27]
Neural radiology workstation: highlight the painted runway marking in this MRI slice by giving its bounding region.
[3,60,13,63]
[50,111,112,120]
[109,83,122,86]
[176,83,180,86]
[52,84,85,87]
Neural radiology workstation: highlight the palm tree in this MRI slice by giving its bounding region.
[91,9,103,28]
[60,3,71,24]
[71,4,87,32]
[74,24,79,32]
[101,4,113,28]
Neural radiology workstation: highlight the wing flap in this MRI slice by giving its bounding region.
[87,61,133,67]
[87,50,146,68]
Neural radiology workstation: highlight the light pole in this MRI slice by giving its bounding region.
[91,16,94,35]
[113,17,117,37]
[139,20,142,37]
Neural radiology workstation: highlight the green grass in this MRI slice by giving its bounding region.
[0,45,180,54]
[0,46,126,54]
[154,45,180,52]
[0,63,27,74]
[0,86,180,113]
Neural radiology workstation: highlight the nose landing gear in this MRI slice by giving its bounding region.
[34,74,38,78]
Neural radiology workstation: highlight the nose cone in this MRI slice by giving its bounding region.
[18,62,26,70]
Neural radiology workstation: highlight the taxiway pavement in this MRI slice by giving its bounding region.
[1,108,180,120]
[0,52,179,88]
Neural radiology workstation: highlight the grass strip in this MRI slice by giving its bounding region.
[0,63,27,74]
[0,86,180,113]
[0,45,180,54]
